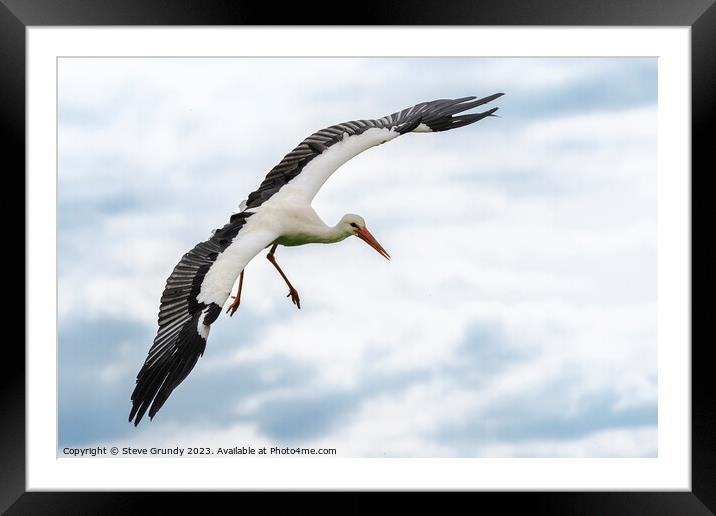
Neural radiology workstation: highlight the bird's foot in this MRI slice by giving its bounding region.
[286,288,301,309]
[226,295,240,317]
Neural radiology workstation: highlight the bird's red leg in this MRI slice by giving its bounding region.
[226,269,244,316]
[266,244,301,309]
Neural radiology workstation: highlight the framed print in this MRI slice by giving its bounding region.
[5,0,710,512]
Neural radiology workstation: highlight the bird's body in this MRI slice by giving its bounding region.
[129,93,504,425]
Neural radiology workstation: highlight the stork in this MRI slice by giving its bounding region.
[129,93,504,425]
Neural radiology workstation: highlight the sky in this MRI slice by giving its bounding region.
[58,57,657,457]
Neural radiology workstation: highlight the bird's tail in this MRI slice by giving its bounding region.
[395,93,504,134]
[128,312,210,426]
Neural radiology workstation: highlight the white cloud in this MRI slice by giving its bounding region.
[476,426,658,458]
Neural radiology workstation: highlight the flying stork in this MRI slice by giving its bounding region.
[129,93,504,425]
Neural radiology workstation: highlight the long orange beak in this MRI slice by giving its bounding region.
[356,227,390,260]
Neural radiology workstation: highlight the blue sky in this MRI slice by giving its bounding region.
[58,57,657,457]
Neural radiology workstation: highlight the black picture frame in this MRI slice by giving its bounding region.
[4,0,710,513]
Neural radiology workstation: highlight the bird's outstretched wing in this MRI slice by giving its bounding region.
[129,211,277,425]
[242,93,503,207]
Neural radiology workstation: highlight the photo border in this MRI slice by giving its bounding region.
[5,0,710,512]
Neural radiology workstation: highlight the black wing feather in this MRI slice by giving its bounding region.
[243,93,503,209]
[129,210,255,425]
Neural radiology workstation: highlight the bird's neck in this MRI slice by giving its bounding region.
[317,224,351,244]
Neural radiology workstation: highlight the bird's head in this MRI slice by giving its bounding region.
[339,214,390,260]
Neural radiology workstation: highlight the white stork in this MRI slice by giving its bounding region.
[129,93,504,425]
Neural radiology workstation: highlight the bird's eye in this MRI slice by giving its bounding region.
[350,222,359,229]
